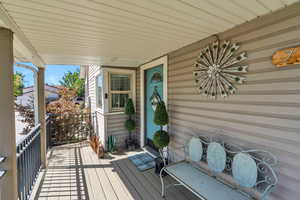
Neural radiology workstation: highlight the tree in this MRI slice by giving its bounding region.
[124,99,135,140]
[153,101,169,151]
[47,87,80,114]
[59,70,84,97]
[14,72,24,97]
[15,102,34,134]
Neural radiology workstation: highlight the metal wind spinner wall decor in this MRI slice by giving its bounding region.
[193,40,248,99]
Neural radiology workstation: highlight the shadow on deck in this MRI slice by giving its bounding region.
[34,142,198,200]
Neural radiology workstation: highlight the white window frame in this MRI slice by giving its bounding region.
[102,68,136,114]
[95,71,104,111]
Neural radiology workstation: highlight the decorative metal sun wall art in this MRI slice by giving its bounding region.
[193,40,248,99]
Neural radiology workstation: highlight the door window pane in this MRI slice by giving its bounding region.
[111,94,129,110]
[111,74,130,91]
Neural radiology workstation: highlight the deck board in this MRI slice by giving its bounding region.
[34,142,198,200]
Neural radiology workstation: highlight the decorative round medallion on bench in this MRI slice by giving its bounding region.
[188,137,203,162]
[207,142,226,173]
[232,153,258,188]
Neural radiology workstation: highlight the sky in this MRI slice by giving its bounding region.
[14,63,80,87]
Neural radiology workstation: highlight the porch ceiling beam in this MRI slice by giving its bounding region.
[15,63,39,125]
[0,3,45,67]
[15,62,38,73]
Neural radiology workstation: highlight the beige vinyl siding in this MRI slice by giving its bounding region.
[106,113,128,148]
[168,9,300,200]
[136,5,300,200]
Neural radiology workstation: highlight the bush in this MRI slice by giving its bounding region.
[124,98,136,143]
[125,99,135,116]
[153,130,170,149]
[154,101,168,126]
[125,119,135,132]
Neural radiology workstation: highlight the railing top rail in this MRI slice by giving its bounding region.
[16,123,41,147]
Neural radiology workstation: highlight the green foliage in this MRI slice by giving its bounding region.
[47,87,81,114]
[125,98,135,116]
[14,72,24,97]
[125,119,135,132]
[153,101,170,150]
[153,101,169,126]
[59,70,85,97]
[153,130,170,149]
[124,98,135,142]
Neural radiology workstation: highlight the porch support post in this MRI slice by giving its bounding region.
[0,27,18,200]
[33,71,39,125]
[37,67,47,168]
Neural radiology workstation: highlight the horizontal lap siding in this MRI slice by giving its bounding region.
[106,113,128,148]
[88,65,100,114]
[88,65,106,145]
[166,8,300,200]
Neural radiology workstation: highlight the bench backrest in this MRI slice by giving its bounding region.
[183,136,278,200]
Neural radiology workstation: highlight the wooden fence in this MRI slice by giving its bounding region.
[47,113,92,147]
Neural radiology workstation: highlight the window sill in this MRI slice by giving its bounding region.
[104,112,125,116]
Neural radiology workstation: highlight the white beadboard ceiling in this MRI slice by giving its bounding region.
[0,0,299,67]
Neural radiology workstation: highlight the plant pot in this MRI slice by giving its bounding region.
[125,138,137,151]
[155,157,168,176]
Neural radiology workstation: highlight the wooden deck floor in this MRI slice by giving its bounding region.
[34,142,198,200]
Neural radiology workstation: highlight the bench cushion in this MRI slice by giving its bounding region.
[188,137,203,162]
[232,153,257,188]
[165,162,250,200]
[207,142,226,173]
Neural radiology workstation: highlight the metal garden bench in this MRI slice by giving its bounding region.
[160,136,278,200]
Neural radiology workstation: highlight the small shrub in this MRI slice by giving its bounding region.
[154,101,168,126]
[153,101,170,150]
[125,119,135,132]
[153,130,170,149]
[125,99,135,116]
[124,98,136,144]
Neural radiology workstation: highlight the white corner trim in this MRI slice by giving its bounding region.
[140,56,168,147]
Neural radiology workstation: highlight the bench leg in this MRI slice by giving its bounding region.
[160,168,166,197]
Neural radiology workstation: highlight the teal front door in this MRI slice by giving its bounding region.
[145,64,164,149]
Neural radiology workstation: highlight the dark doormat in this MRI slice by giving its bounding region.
[128,153,156,171]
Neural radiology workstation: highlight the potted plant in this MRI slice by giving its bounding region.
[124,98,136,150]
[153,101,169,165]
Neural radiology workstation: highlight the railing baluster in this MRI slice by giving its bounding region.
[17,124,42,200]
[16,113,92,200]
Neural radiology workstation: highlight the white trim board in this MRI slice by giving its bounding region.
[140,56,168,147]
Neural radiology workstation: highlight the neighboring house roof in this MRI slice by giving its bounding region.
[22,84,59,95]
[16,84,60,107]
